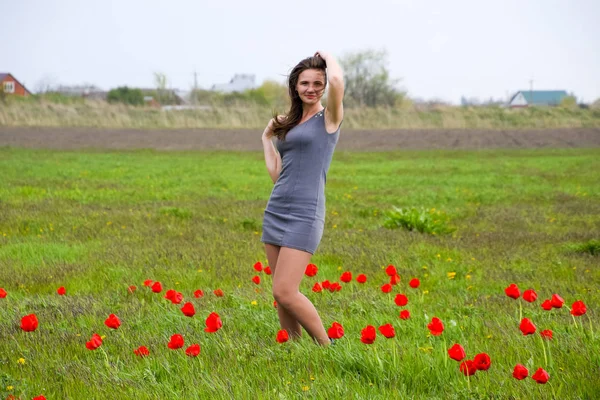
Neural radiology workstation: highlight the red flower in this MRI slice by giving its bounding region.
[381,283,392,293]
[143,279,153,287]
[571,300,587,316]
[550,294,564,308]
[540,329,553,340]
[427,317,444,336]
[33,396,47,400]
[151,281,163,293]
[473,353,491,371]
[165,289,183,304]
[329,282,342,292]
[409,278,420,288]
[385,264,397,276]
[321,280,331,289]
[128,285,137,293]
[340,271,352,283]
[273,300,278,308]
[253,261,263,272]
[276,329,289,343]
[86,333,102,350]
[532,367,549,384]
[389,274,401,285]
[57,286,66,295]
[394,294,408,307]
[20,313,39,332]
[312,283,322,293]
[541,299,552,310]
[205,312,223,333]
[252,275,261,285]
[512,364,529,380]
[194,289,204,298]
[399,310,410,320]
[460,360,477,376]
[305,263,318,277]
[181,302,196,317]
[523,289,537,302]
[448,344,466,362]
[213,288,224,297]
[185,343,201,357]
[378,323,395,338]
[264,266,272,275]
[328,322,344,339]
[504,283,520,299]
[519,318,536,335]
[104,313,121,329]
[0,288,6,298]
[168,334,184,349]
[356,274,367,284]
[360,325,376,344]
[134,345,149,357]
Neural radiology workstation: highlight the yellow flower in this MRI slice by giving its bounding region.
[436,254,441,258]
[251,300,258,306]
[486,335,493,339]
[7,386,13,390]
[337,266,342,271]
[333,224,337,229]
[422,265,428,270]
[466,275,472,280]
[302,386,310,391]
[467,286,473,290]
[254,231,259,235]
[310,376,315,381]
[447,272,456,279]
[424,273,429,278]
[101,335,106,340]
[197,269,203,273]
[423,290,429,294]
[418,346,433,353]
[175,282,180,285]
[17,358,25,365]
[446,258,452,262]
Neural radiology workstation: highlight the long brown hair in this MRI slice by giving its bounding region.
[272,56,327,141]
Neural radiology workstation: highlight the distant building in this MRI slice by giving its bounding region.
[509,90,568,107]
[0,73,31,96]
[212,74,256,93]
[54,84,107,100]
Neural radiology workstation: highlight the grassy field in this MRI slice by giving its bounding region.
[0,146,599,399]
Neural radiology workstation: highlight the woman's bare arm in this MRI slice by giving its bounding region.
[262,118,282,184]
[316,51,344,130]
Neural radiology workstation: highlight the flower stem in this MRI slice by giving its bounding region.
[539,333,548,367]
[442,338,447,368]
[571,313,579,329]
[519,300,522,321]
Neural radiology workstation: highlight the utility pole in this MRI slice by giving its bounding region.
[193,70,198,105]
[529,76,534,106]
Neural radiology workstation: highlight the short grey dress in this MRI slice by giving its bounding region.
[261,109,341,254]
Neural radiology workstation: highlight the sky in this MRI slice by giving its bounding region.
[4,0,600,104]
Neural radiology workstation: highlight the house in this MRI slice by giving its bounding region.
[54,84,107,100]
[509,90,568,107]
[139,88,185,106]
[0,73,31,96]
[212,74,256,93]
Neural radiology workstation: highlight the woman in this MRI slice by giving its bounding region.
[261,51,344,346]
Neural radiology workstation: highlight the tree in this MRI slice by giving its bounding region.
[560,95,577,109]
[107,86,144,106]
[339,49,404,107]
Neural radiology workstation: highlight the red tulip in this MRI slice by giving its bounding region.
[276,329,289,343]
[360,325,376,344]
[86,333,102,350]
[378,323,395,338]
[181,302,196,317]
[0,288,6,298]
[381,283,392,293]
[312,283,322,293]
[389,274,401,285]
[57,286,66,295]
[427,317,444,336]
[273,300,278,308]
[356,274,367,284]
[571,300,587,316]
[185,344,201,357]
[20,314,39,332]
[540,329,553,340]
[409,278,420,288]
[512,364,529,380]
[385,264,397,276]
[264,266,272,275]
[33,396,47,400]
[134,345,149,357]
[541,299,552,310]
[143,279,153,287]
[329,282,342,292]
[213,288,224,297]
[394,294,408,307]
[194,289,204,298]
[151,281,163,293]
[473,353,491,371]
[399,310,410,320]
[523,289,537,303]
[550,294,564,308]
[532,367,549,384]
[328,322,344,339]
[519,318,536,335]
[305,263,318,277]
[321,280,331,289]
[205,312,223,333]
[104,313,121,329]
[165,289,183,304]
[167,334,184,349]
[128,285,136,293]
[252,275,261,285]
[504,283,520,299]
[448,344,466,361]
[459,360,477,376]
[340,271,352,283]
[253,261,263,272]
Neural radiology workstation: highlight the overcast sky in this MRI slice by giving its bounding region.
[4,0,600,103]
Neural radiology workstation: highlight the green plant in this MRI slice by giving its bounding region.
[383,206,455,235]
[565,239,600,256]
[107,86,144,106]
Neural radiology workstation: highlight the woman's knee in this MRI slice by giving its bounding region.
[272,284,297,306]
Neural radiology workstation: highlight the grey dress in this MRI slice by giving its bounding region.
[261,109,341,254]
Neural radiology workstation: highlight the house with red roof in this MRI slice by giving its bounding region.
[0,73,31,96]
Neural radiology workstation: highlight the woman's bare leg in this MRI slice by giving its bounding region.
[272,247,330,346]
[264,244,302,338]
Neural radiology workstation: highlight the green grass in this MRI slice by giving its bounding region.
[0,146,599,399]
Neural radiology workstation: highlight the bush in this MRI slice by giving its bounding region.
[107,86,144,106]
[383,206,455,235]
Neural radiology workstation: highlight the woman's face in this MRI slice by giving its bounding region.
[295,69,326,105]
